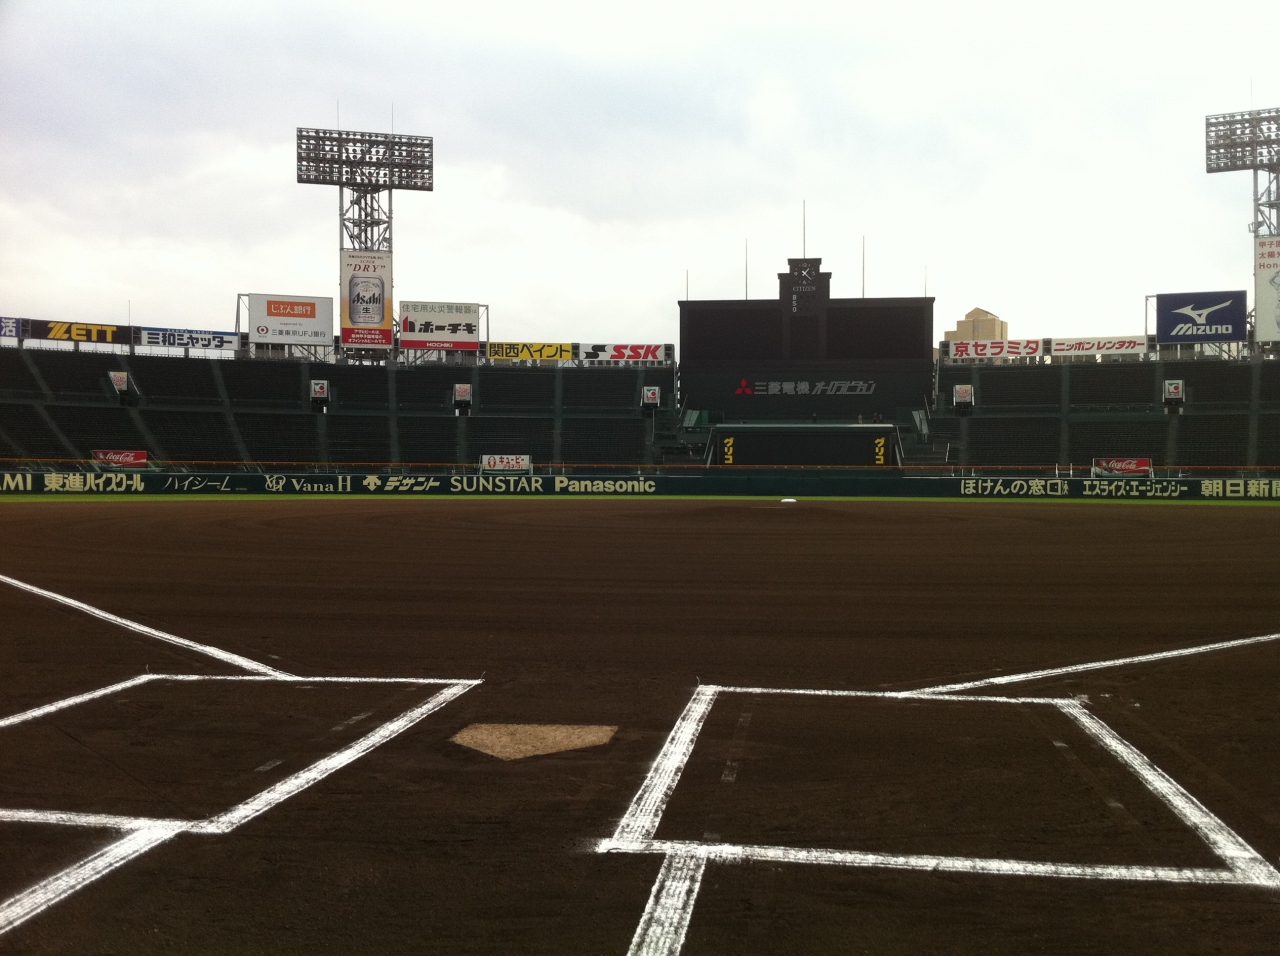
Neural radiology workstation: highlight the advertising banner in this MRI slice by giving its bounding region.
[1155,291,1247,344]
[642,386,661,405]
[399,301,480,350]
[953,384,974,404]
[91,450,148,468]
[948,340,1041,359]
[1256,237,1280,343]
[0,317,18,338]
[108,372,130,393]
[340,251,393,347]
[4,470,1259,501]
[1051,337,1147,356]
[479,454,532,471]
[24,320,127,344]
[310,380,329,400]
[486,342,572,361]
[138,327,238,350]
[1091,458,1152,477]
[577,344,669,363]
[248,294,333,346]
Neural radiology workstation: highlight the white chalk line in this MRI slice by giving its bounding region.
[0,677,480,935]
[0,572,290,677]
[0,673,478,730]
[626,854,706,956]
[0,827,175,936]
[916,631,1280,696]
[1057,700,1280,887]
[0,675,160,728]
[600,839,1265,887]
[613,686,719,845]
[603,669,1280,955]
[0,809,188,831]
[195,680,475,834]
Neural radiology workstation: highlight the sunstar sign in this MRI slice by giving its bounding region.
[1154,291,1247,344]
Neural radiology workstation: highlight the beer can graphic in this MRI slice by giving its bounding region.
[348,274,384,326]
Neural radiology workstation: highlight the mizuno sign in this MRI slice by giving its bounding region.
[1154,291,1247,344]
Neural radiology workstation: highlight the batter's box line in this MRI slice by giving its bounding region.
[0,673,481,936]
[599,681,1280,956]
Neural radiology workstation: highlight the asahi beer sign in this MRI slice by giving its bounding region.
[248,294,333,345]
[1257,237,1280,344]
[340,252,393,347]
[1155,291,1247,344]
[399,302,479,350]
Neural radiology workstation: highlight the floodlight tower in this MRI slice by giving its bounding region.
[1206,109,1280,237]
[296,127,434,252]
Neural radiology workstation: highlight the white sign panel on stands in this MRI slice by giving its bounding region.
[247,294,333,345]
[399,302,480,350]
[1051,338,1147,356]
[1256,237,1280,343]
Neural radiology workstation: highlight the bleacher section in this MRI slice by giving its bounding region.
[1067,364,1155,407]
[140,410,241,463]
[45,405,149,457]
[326,414,392,463]
[0,349,43,399]
[561,369,637,409]
[1176,414,1251,466]
[26,350,123,400]
[966,417,1060,465]
[978,367,1060,407]
[1259,363,1280,404]
[397,367,471,409]
[1067,420,1167,466]
[467,416,555,461]
[0,404,69,459]
[397,417,459,464]
[129,355,221,404]
[1257,414,1280,466]
[234,413,320,463]
[219,360,303,406]
[327,365,389,409]
[1162,361,1252,406]
[561,418,646,463]
[477,369,555,410]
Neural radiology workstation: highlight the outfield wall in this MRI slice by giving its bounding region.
[3,471,1277,501]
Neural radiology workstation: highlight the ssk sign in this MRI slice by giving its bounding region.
[1092,458,1152,477]
[92,450,148,468]
[578,344,667,363]
[1155,291,1247,344]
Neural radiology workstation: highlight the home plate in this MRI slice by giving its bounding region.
[450,724,618,760]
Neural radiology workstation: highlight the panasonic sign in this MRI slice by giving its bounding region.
[1154,291,1247,344]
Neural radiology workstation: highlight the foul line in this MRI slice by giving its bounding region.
[0,675,160,728]
[626,854,706,956]
[916,631,1280,695]
[0,828,176,936]
[0,573,290,677]
[613,686,719,845]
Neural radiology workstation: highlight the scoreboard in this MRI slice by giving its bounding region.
[709,424,898,467]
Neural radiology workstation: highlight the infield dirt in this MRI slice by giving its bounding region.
[1,498,1279,954]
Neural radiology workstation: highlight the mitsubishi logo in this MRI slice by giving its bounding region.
[735,378,753,394]
[1172,300,1231,325]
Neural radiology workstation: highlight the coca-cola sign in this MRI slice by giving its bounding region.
[1091,457,1151,477]
[92,450,148,468]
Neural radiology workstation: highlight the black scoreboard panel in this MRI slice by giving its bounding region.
[679,361,933,420]
[711,424,898,466]
[826,302,932,361]
[680,302,786,363]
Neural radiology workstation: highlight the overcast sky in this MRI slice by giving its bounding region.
[0,0,1274,346]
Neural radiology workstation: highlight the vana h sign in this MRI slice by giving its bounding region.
[1155,291,1247,344]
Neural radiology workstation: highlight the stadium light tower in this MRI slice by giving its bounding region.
[296,127,433,252]
[1206,108,1280,237]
